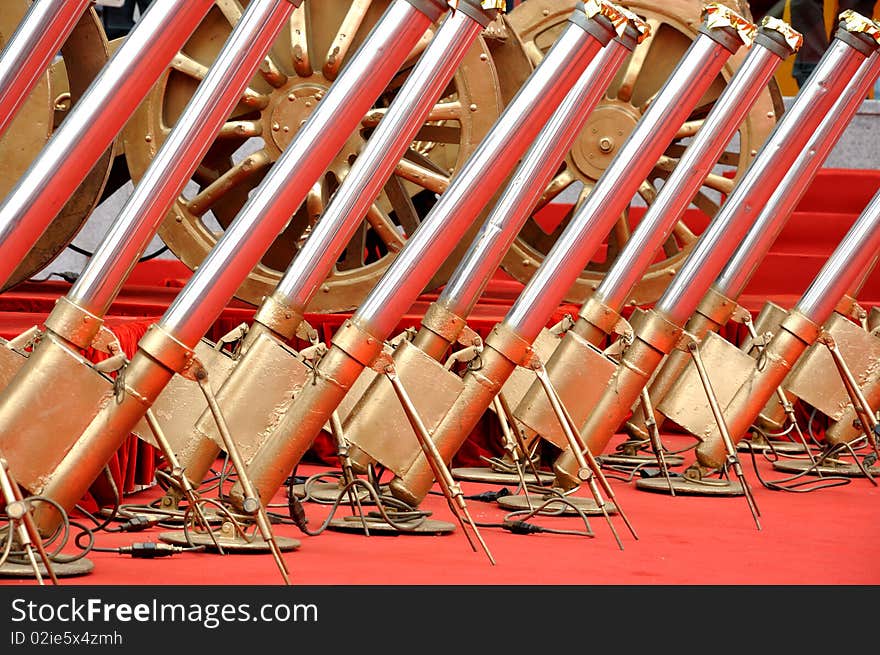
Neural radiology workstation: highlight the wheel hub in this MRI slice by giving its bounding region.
[266,79,365,170]
[570,101,640,180]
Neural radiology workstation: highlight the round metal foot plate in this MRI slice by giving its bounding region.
[325,516,456,535]
[636,476,744,496]
[772,459,880,478]
[0,558,94,578]
[158,531,301,553]
[451,467,554,485]
[497,493,618,515]
[737,439,807,454]
[291,482,380,505]
[598,454,685,467]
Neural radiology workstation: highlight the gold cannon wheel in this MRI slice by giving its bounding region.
[0,4,112,290]
[124,0,511,312]
[498,0,783,306]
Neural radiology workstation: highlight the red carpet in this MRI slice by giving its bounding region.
[4,433,878,586]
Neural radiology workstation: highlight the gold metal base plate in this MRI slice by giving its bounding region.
[0,558,94,578]
[772,458,880,478]
[497,493,618,515]
[451,466,554,485]
[598,454,685,467]
[325,516,456,535]
[158,530,301,553]
[636,476,745,496]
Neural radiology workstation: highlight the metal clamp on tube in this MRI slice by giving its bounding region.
[548,13,880,489]
[691,189,880,473]
[0,0,443,537]
[0,0,93,138]
[237,1,622,510]
[626,45,880,443]
[0,0,217,288]
[388,4,757,506]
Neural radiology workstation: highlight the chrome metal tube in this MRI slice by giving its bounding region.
[66,0,298,321]
[436,35,635,319]
[270,7,488,319]
[351,15,613,339]
[239,7,621,509]
[655,31,879,327]
[595,32,790,311]
[505,28,744,342]
[695,189,880,469]
[1,0,444,536]
[165,2,497,492]
[715,50,880,299]
[160,0,437,347]
[624,49,880,442]
[797,191,880,322]
[0,0,92,138]
[0,0,216,288]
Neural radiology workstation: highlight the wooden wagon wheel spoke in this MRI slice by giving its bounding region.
[171,52,270,109]
[186,149,273,217]
[394,154,451,195]
[324,0,373,80]
[216,120,264,139]
[290,5,312,77]
[126,0,504,311]
[364,202,405,252]
[616,18,661,103]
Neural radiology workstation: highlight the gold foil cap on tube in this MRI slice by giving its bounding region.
[702,3,757,46]
[612,4,653,43]
[760,16,804,52]
[839,9,880,44]
[448,0,506,12]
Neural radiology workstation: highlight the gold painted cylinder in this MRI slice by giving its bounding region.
[695,310,818,469]
[31,350,175,534]
[389,330,522,505]
[228,341,370,508]
[553,309,681,489]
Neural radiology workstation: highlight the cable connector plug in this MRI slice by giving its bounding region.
[464,488,511,502]
[113,515,161,532]
[502,520,544,535]
[119,542,196,558]
[286,489,309,533]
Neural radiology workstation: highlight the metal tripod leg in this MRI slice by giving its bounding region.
[639,389,675,496]
[744,316,816,463]
[382,361,494,565]
[143,409,224,555]
[687,342,761,530]
[194,366,291,585]
[497,391,546,487]
[532,364,635,549]
[329,410,370,535]
[820,333,880,464]
[0,457,58,585]
[491,396,532,508]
